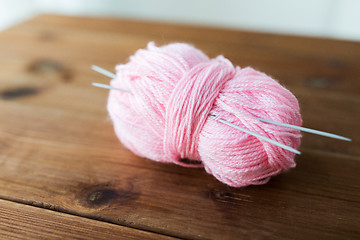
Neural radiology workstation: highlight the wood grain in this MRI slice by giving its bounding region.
[0,15,359,239]
[0,199,175,240]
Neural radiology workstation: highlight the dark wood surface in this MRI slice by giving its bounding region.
[0,15,359,239]
[0,199,174,240]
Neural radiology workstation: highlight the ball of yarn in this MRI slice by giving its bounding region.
[107,42,302,187]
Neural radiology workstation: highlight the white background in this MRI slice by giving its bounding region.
[0,0,359,41]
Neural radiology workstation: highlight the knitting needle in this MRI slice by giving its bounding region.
[92,82,131,93]
[92,65,116,78]
[209,115,301,154]
[91,65,131,93]
[256,118,351,141]
[91,66,302,154]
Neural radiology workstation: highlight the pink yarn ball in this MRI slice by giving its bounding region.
[107,42,302,187]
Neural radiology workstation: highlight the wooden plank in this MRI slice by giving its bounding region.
[0,15,359,239]
[0,199,175,240]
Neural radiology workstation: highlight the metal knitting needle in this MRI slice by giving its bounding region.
[91,65,301,154]
[257,118,351,141]
[92,65,116,78]
[91,65,131,93]
[92,82,131,93]
[209,115,301,154]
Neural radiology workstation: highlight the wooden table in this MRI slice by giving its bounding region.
[0,15,359,240]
